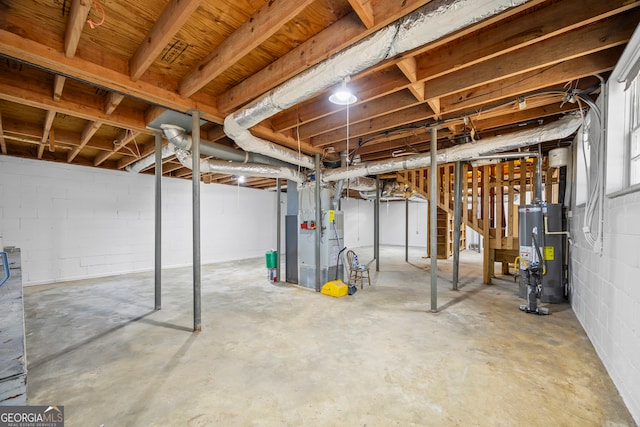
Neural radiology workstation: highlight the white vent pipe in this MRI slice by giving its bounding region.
[223,0,529,168]
[172,146,306,183]
[322,112,582,182]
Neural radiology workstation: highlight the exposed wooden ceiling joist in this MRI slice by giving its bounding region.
[0,0,636,190]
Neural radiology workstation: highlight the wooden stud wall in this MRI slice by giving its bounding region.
[396,157,561,283]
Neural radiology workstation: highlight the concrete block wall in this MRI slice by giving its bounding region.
[378,200,428,247]
[341,198,429,249]
[570,193,640,422]
[0,156,281,285]
[341,198,375,249]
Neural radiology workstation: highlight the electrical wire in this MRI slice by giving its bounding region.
[575,85,605,253]
[87,0,105,29]
[348,86,600,162]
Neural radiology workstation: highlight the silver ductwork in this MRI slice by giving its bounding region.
[223,0,529,168]
[359,181,427,202]
[346,176,377,191]
[161,124,293,167]
[125,144,175,173]
[126,123,300,174]
[172,146,306,183]
[223,115,315,169]
[322,113,582,182]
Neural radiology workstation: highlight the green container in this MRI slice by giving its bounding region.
[265,251,278,269]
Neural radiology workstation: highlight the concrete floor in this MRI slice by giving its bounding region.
[24,247,635,426]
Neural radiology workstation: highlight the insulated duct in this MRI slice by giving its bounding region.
[161,124,292,167]
[172,146,306,183]
[223,0,529,168]
[331,176,377,207]
[126,123,297,174]
[126,144,176,173]
[323,113,582,182]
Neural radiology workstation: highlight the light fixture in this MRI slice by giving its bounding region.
[329,78,357,105]
[237,175,245,183]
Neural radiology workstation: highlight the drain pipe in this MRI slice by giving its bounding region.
[172,146,306,183]
[223,0,529,168]
[323,113,582,182]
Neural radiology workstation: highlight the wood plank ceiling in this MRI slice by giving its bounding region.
[0,0,638,189]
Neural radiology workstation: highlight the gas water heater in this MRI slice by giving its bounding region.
[518,203,566,304]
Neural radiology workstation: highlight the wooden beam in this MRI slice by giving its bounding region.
[427,98,440,118]
[129,0,203,81]
[296,90,418,139]
[482,165,491,284]
[312,102,434,147]
[117,142,156,170]
[38,126,56,159]
[41,110,56,143]
[2,119,123,152]
[49,128,55,153]
[94,129,139,166]
[439,48,621,116]
[53,75,66,101]
[396,57,426,103]
[64,0,92,58]
[217,13,366,113]
[67,120,103,162]
[0,112,6,155]
[507,161,515,248]
[496,162,504,250]
[0,29,222,123]
[348,0,375,28]
[104,92,125,115]
[0,69,150,134]
[408,82,425,103]
[415,0,639,83]
[471,167,478,231]
[423,13,637,101]
[179,0,316,97]
[217,0,433,113]
[271,68,408,131]
[37,142,45,159]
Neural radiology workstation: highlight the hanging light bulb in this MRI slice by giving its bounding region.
[237,175,245,183]
[329,78,357,105]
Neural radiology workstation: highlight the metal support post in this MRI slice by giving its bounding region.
[452,161,462,291]
[154,132,162,310]
[375,175,380,271]
[192,111,202,332]
[536,143,543,202]
[405,198,409,263]
[430,126,438,312]
[315,154,321,292]
[276,178,282,283]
